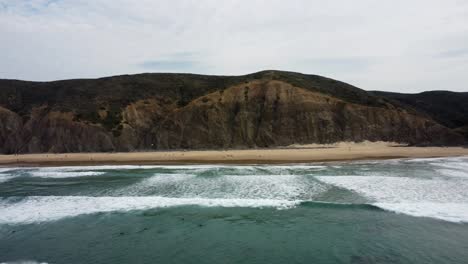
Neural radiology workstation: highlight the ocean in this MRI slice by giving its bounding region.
[1,157,468,263]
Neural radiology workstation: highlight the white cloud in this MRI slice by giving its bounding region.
[0,0,468,92]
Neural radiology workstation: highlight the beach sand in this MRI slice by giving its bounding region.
[1,141,467,166]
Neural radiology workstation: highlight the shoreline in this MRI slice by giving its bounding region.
[1,143,467,166]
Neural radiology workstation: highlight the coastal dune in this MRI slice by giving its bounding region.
[1,141,467,166]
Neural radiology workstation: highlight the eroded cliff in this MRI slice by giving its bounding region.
[0,71,464,153]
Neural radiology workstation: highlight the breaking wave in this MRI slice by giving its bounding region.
[316,175,468,222]
[0,196,301,224]
[28,171,106,178]
[1,156,468,224]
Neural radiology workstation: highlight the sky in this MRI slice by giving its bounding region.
[1,0,468,92]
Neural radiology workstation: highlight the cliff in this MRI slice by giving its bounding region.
[0,70,464,153]
[372,90,468,141]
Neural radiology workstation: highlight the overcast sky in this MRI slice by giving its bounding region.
[1,0,468,92]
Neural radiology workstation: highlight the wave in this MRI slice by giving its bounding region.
[28,171,106,178]
[1,196,466,225]
[301,201,468,223]
[431,162,468,174]
[374,202,468,223]
[316,176,468,203]
[2,168,108,182]
[32,165,171,171]
[403,157,454,163]
[0,196,301,224]
[115,173,328,200]
[0,168,21,173]
[0,168,22,183]
[404,156,468,163]
[2,157,468,224]
[300,201,468,223]
[28,164,329,172]
[436,169,468,178]
[0,261,48,264]
[316,175,468,223]
[299,201,382,211]
[0,173,15,183]
[36,165,228,170]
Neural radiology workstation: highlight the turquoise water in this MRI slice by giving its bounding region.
[1,157,468,263]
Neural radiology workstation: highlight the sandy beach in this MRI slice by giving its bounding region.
[0,141,467,166]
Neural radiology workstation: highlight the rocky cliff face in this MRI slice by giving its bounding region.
[0,106,114,154]
[0,107,23,153]
[0,71,464,153]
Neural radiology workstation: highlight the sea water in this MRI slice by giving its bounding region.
[1,157,468,263]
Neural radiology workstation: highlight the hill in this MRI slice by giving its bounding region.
[372,90,468,140]
[0,70,465,153]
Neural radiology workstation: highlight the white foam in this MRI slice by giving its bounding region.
[317,176,468,203]
[431,162,468,171]
[117,173,327,200]
[349,159,403,165]
[0,173,15,183]
[437,169,468,178]
[0,196,300,224]
[258,166,327,175]
[29,171,106,178]
[29,164,328,172]
[317,176,468,222]
[375,203,468,223]
[30,164,259,171]
[0,261,48,264]
[267,165,327,169]
[0,168,20,173]
[404,157,452,163]
[34,165,169,171]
